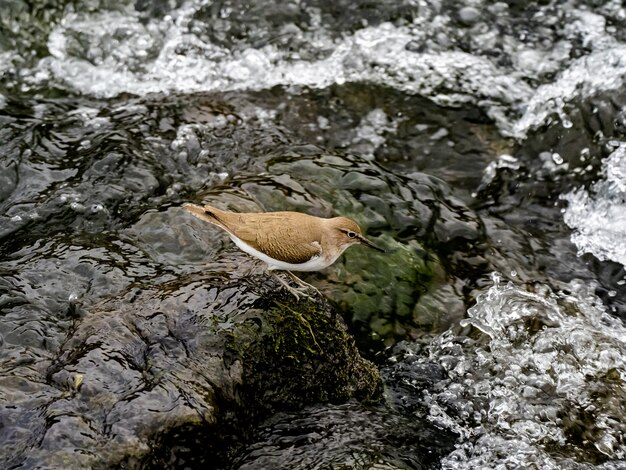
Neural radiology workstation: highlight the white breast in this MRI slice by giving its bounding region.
[230,236,333,272]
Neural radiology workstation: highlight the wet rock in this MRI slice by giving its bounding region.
[458,7,481,27]
[257,83,510,199]
[193,148,487,352]
[1,89,490,371]
[1,270,380,468]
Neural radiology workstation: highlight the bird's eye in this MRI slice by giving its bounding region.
[347,231,357,238]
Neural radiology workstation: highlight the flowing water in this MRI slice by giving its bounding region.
[1,0,626,469]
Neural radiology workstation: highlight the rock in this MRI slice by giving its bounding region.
[458,7,481,26]
[0,93,493,468]
[4,269,380,468]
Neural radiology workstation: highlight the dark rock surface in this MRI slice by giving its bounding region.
[3,268,380,468]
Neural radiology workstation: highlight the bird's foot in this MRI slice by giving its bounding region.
[284,271,323,298]
[270,271,321,301]
[270,272,308,300]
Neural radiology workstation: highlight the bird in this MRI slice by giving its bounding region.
[182,203,385,299]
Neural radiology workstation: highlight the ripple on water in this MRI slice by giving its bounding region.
[233,402,456,469]
[0,234,157,365]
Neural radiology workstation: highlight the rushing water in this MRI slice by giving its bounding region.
[1,0,626,469]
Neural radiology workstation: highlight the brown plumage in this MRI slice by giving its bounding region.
[183,203,383,270]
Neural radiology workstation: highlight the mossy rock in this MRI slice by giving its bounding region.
[323,234,443,349]
[231,293,382,412]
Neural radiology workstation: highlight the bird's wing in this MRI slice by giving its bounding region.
[228,213,323,264]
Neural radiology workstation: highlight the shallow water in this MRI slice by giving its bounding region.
[1,0,626,468]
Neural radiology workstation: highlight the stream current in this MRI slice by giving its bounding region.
[1,1,626,468]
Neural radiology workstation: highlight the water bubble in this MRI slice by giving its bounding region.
[317,116,330,130]
[70,202,86,212]
[552,153,564,165]
[430,127,449,141]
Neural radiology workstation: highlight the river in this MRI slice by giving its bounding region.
[1,1,625,469]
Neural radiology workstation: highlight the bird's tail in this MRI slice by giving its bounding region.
[182,203,230,231]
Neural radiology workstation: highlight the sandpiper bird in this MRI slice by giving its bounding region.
[183,203,384,299]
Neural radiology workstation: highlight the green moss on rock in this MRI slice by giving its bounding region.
[230,292,382,413]
[324,234,442,348]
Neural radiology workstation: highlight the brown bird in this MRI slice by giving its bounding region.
[183,203,384,298]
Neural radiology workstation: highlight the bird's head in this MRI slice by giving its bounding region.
[328,217,385,253]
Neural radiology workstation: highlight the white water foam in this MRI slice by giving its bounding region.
[562,144,626,267]
[11,1,625,141]
[414,275,626,468]
[24,1,626,140]
[27,1,538,133]
[513,46,626,138]
[512,8,626,137]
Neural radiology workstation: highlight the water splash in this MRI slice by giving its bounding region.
[5,0,626,142]
[513,46,626,139]
[562,144,626,267]
[393,275,626,468]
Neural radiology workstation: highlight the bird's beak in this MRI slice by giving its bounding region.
[358,235,386,253]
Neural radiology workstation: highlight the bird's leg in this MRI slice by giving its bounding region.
[269,271,307,300]
[285,271,323,298]
[268,270,323,301]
